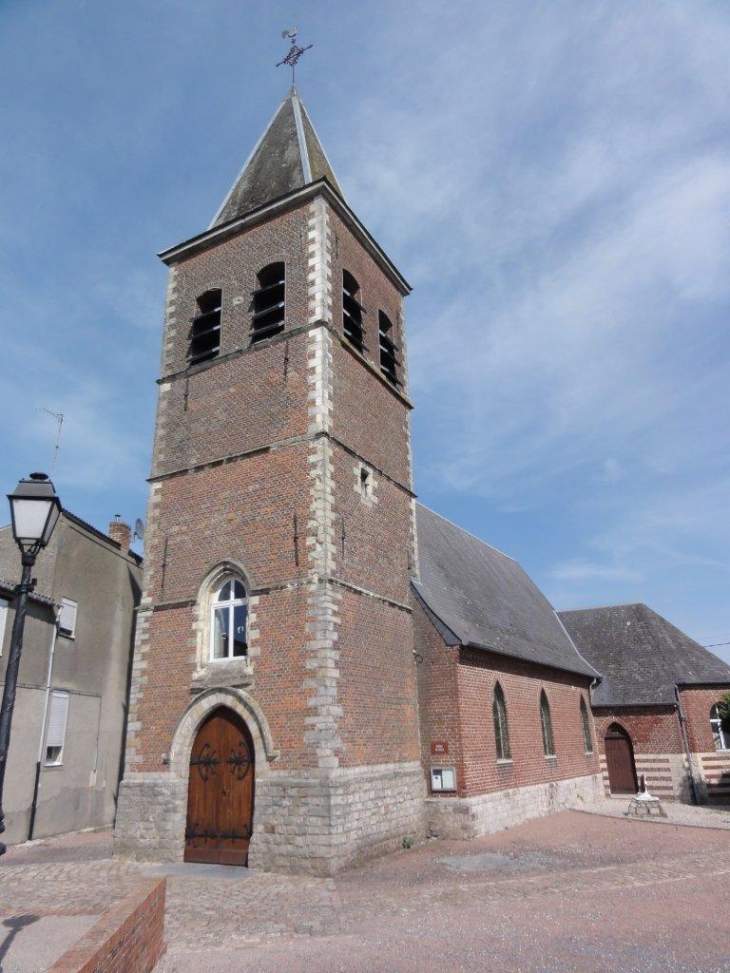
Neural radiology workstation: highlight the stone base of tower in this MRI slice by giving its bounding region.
[114,762,426,875]
[114,775,188,863]
[252,761,426,875]
[424,773,604,840]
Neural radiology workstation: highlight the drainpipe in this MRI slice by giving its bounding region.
[674,684,700,806]
[28,609,60,841]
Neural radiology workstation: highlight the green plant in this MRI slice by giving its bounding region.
[401,835,413,850]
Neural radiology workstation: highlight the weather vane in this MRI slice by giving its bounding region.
[276,28,313,85]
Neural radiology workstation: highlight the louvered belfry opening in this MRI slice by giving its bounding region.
[189,288,222,364]
[252,262,285,342]
[342,270,364,351]
[378,310,398,384]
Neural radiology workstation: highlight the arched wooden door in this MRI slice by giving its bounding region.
[604,723,638,795]
[184,707,254,865]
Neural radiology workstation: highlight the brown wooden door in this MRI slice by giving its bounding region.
[604,724,638,795]
[185,708,254,865]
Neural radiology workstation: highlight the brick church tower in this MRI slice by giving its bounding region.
[114,88,425,873]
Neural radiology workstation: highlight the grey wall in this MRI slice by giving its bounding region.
[0,515,141,844]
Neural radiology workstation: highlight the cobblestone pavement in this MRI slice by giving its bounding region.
[0,832,144,971]
[1,809,729,973]
[155,809,730,973]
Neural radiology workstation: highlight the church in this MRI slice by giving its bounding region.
[113,86,729,874]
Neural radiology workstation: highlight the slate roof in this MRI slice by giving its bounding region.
[211,87,344,228]
[413,505,598,679]
[559,604,730,707]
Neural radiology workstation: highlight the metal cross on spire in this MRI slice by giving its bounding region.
[276,28,313,85]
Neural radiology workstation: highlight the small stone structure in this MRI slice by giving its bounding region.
[627,775,667,819]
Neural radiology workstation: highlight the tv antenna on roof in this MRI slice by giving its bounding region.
[276,28,313,86]
[38,407,65,475]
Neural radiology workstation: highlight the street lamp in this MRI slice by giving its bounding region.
[0,473,61,855]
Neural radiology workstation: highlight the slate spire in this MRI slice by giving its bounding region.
[210,87,344,228]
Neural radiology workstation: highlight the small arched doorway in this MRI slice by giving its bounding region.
[604,723,638,795]
[184,707,255,865]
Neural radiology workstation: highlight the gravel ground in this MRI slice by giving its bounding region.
[154,806,730,973]
[3,804,728,973]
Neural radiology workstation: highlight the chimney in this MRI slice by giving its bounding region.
[109,514,132,552]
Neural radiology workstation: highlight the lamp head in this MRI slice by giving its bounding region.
[7,473,62,554]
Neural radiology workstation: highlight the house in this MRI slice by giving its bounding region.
[0,512,141,844]
[113,87,607,875]
[560,604,730,803]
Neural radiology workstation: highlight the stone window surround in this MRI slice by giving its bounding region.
[210,576,248,662]
[580,696,594,754]
[354,462,377,506]
[710,703,730,751]
[492,681,511,762]
[540,689,556,757]
[192,562,255,692]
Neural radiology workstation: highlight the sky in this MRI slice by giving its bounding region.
[1,1,728,663]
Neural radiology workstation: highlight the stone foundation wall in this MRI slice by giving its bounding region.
[425,773,603,840]
[114,775,188,862]
[253,761,426,874]
[115,761,425,874]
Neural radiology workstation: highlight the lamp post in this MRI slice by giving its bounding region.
[0,473,61,855]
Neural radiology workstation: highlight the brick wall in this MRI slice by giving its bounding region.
[329,209,406,390]
[679,686,730,752]
[457,648,599,795]
[592,707,687,800]
[50,879,165,973]
[414,598,600,808]
[163,203,312,377]
[592,707,683,755]
[335,588,419,766]
[680,686,730,802]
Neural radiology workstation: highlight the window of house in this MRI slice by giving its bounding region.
[493,682,511,760]
[710,704,730,751]
[252,262,285,342]
[540,690,555,757]
[580,697,593,753]
[58,598,77,639]
[45,691,69,766]
[342,270,364,351]
[0,598,8,656]
[189,289,222,364]
[378,311,398,385]
[210,578,248,661]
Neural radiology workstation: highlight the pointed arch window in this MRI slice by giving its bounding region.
[342,270,364,351]
[540,690,555,757]
[378,311,399,385]
[189,289,222,364]
[210,578,248,661]
[493,682,511,761]
[580,697,593,753]
[710,704,730,751]
[252,262,285,342]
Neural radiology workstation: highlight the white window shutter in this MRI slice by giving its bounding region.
[59,598,77,637]
[0,598,8,656]
[46,692,69,748]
